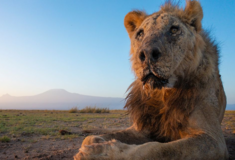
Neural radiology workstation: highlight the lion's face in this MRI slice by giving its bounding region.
[131,13,195,89]
[124,3,203,90]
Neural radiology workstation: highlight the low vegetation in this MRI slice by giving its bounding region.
[0,110,127,141]
[222,110,235,132]
[69,106,110,113]
[68,107,79,113]
[79,106,110,113]
[0,136,10,142]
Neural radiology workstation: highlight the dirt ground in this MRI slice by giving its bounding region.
[0,112,235,160]
[222,111,235,160]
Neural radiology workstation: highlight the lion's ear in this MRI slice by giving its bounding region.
[184,0,203,32]
[124,11,147,38]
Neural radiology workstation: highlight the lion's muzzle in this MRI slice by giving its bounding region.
[141,71,168,89]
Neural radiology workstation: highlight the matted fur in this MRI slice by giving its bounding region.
[74,1,229,160]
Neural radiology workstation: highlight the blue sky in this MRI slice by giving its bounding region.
[0,0,234,104]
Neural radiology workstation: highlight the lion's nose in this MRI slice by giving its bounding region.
[139,51,146,62]
[139,49,161,63]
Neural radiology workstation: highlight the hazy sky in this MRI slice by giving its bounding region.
[0,0,234,104]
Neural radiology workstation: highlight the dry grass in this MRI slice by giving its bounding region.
[69,106,110,113]
[79,106,109,113]
[0,136,10,142]
[222,110,235,132]
[0,109,127,140]
[68,107,79,113]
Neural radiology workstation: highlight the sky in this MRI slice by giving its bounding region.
[0,0,234,104]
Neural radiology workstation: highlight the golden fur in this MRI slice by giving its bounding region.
[74,1,229,159]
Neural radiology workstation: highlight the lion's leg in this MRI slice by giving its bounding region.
[100,126,151,144]
[75,133,229,160]
[81,126,151,147]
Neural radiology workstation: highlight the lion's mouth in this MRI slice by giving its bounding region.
[141,72,168,89]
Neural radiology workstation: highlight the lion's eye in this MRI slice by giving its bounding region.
[170,26,179,34]
[136,29,144,40]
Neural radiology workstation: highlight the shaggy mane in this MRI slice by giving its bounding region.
[124,78,202,142]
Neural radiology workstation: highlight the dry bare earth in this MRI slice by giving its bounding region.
[222,111,235,160]
[0,110,234,160]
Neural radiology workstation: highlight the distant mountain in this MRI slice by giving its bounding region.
[1,89,233,110]
[226,104,235,110]
[0,89,125,110]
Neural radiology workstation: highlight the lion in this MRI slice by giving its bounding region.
[74,1,229,159]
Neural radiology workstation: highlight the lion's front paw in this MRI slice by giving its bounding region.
[81,135,105,147]
[74,139,126,160]
[74,151,89,160]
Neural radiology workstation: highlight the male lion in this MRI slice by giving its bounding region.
[74,1,229,159]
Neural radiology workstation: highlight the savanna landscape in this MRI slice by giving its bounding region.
[0,0,234,159]
[0,108,129,160]
[0,109,234,160]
